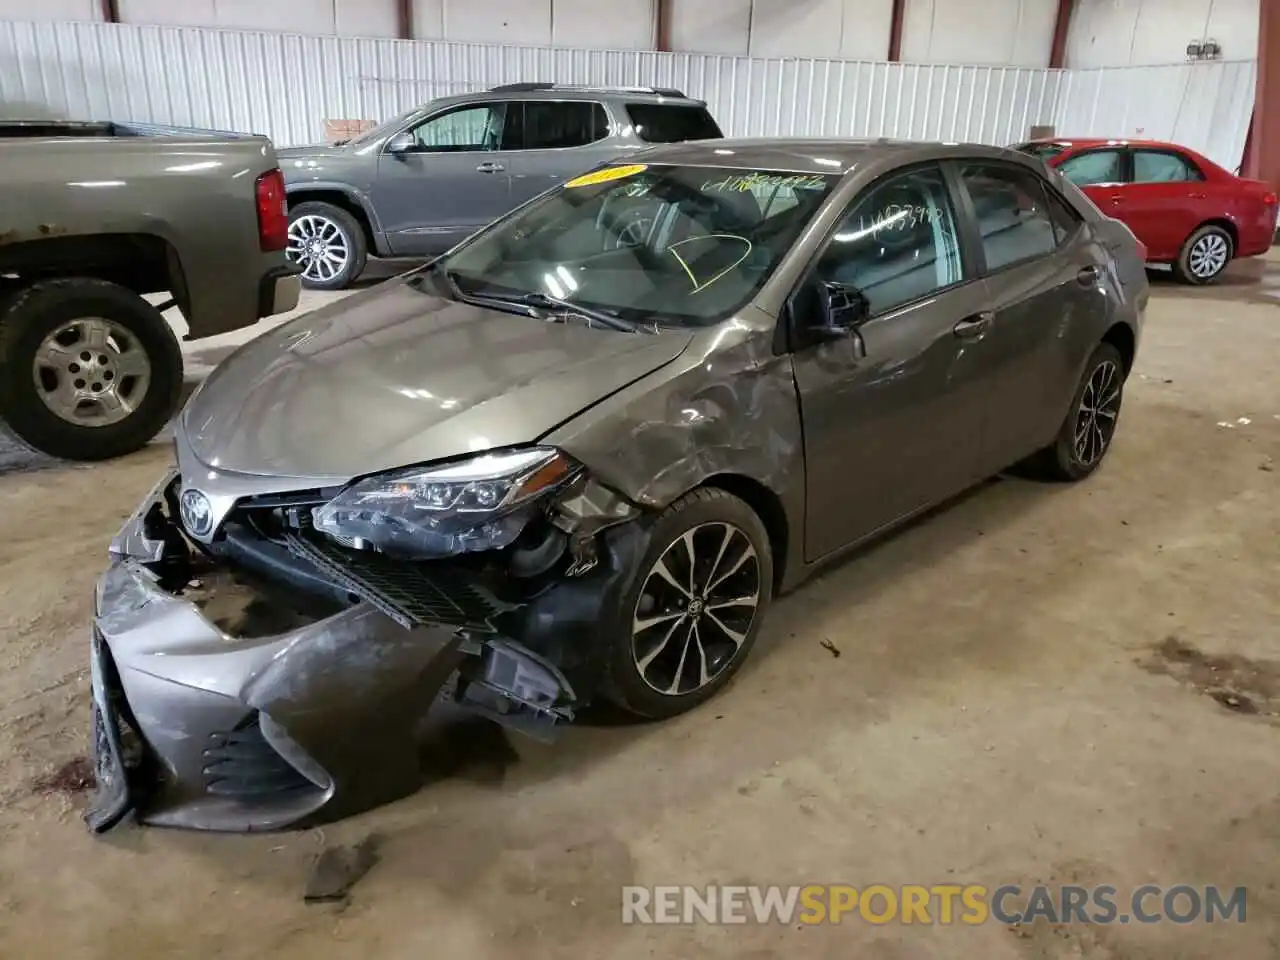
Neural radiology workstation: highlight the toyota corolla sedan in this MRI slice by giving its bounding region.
[89,138,1147,833]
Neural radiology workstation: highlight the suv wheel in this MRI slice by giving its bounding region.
[0,278,183,461]
[1173,224,1232,284]
[287,201,368,291]
[603,488,773,719]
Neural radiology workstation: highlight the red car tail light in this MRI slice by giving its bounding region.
[1264,191,1278,206]
[255,168,289,252]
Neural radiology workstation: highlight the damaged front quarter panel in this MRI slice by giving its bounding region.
[544,304,805,583]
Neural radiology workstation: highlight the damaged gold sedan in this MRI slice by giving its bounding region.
[88,139,1145,832]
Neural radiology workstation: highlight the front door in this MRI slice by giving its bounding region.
[504,99,632,207]
[371,102,516,255]
[1055,146,1130,234]
[790,163,993,561]
[951,159,1111,470]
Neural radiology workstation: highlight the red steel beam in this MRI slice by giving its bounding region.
[1248,0,1280,187]
[99,0,119,23]
[655,0,672,52]
[887,0,906,61]
[397,0,413,40]
[1049,0,1075,68]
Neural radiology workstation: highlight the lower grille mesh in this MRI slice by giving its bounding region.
[283,531,506,632]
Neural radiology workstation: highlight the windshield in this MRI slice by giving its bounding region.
[1014,142,1068,161]
[436,164,839,327]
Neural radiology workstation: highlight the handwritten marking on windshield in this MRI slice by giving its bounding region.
[702,173,827,194]
[666,235,753,294]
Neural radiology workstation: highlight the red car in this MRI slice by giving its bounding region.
[1015,138,1277,284]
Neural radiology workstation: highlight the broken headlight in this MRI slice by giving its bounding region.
[311,447,577,558]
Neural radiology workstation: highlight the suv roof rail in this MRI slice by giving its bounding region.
[489,82,688,97]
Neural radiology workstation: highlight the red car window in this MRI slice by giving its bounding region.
[1132,150,1204,183]
[1057,149,1125,186]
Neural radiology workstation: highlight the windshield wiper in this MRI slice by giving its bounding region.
[414,263,643,332]
[510,292,642,333]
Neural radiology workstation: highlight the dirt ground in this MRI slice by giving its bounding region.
[0,262,1277,959]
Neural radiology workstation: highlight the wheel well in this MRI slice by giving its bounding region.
[0,233,187,314]
[699,474,789,592]
[1102,322,1136,375]
[287,189,377,250]
[1198,217,1238,250]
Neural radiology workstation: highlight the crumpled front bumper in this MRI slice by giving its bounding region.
[86,473,466,833]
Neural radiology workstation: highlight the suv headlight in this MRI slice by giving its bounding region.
[312,447,577,558]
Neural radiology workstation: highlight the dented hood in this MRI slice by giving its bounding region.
[181,279,693,479]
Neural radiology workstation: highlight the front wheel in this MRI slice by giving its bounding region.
[287,201,368,290]
[603,488,774,719]
[1173,224,1233,284]
[1026,343,1125,482]
[0,278,183,461]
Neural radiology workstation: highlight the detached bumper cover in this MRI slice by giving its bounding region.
[89,482,466,833]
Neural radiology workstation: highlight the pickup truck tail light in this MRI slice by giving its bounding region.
[255,168,289,252]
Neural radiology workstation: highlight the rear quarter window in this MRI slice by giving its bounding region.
[625,104,723,143]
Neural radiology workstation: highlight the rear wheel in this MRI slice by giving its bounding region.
[1025,343,1125,482]
[287,201,368,290]
[603,488,773,719]
[1173,224,1232,284]
[0,278,182,461]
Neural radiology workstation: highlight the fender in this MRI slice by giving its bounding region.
[285,181,391,256]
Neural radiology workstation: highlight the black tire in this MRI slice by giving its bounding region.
[1172,224,1233,285]
[0,278,183,461]
[287,200,368,290]
[602,487,774,719]
[1025,343,1125,482]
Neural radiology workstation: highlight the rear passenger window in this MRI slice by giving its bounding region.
[519,102,609,149]
[959,164,1060,272]
[1057,149,1124,186]
[814,164,964,316]
[625,104,723,143]
[1133,150,1204,183]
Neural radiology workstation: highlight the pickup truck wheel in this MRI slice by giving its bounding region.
[287,201,367,290]
[603,488,773,719]
[0,279,183,461]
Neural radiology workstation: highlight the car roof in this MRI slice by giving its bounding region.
[436,84,707,107]
[629,137,1037,174]
[1024,137,1185,150]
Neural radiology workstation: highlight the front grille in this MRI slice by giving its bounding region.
[283,531,507,632]
[202,714,313,799]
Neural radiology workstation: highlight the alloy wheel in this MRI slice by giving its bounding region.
[287,214,351,284]
[1072,359,1121,467]
[631,521,762,696]
[1188,232,1229,279]
[31,317,152,427]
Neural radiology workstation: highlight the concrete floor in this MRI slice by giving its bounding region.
[0,259,1277,959]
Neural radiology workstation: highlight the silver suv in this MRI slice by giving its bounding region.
[278,83,723,289]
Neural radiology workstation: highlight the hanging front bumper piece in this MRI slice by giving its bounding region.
[87,467,642,834]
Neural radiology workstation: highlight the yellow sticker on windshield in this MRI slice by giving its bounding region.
[564,164,648,188]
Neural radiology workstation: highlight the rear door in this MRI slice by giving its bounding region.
[950,160,1111,472]
[370,101,516,255]
[789,162,993,560]
[1117,147,1210,260]
[504,100,622,207]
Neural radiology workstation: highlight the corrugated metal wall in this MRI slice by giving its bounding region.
[0,19,1255,171]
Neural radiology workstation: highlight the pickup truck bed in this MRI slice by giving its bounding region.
[0,120,300,460]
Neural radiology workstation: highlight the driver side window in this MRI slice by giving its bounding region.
[814,164,964,316]
[404,103,510,153]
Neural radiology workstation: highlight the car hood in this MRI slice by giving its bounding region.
[181,279,693,480]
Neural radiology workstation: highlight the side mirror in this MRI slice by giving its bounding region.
[386,131,415,157]
[811,280,870,357]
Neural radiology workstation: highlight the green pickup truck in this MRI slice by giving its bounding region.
[0,121,301,461]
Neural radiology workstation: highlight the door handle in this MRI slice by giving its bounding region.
[1077,265,1099,286]
[476,161,505,173]
[1189,192,1207,199]
[952,312,992,339]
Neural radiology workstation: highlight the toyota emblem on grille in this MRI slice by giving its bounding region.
[179,488,213,536]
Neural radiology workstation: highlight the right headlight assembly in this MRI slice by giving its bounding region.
[311,447,578,559]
